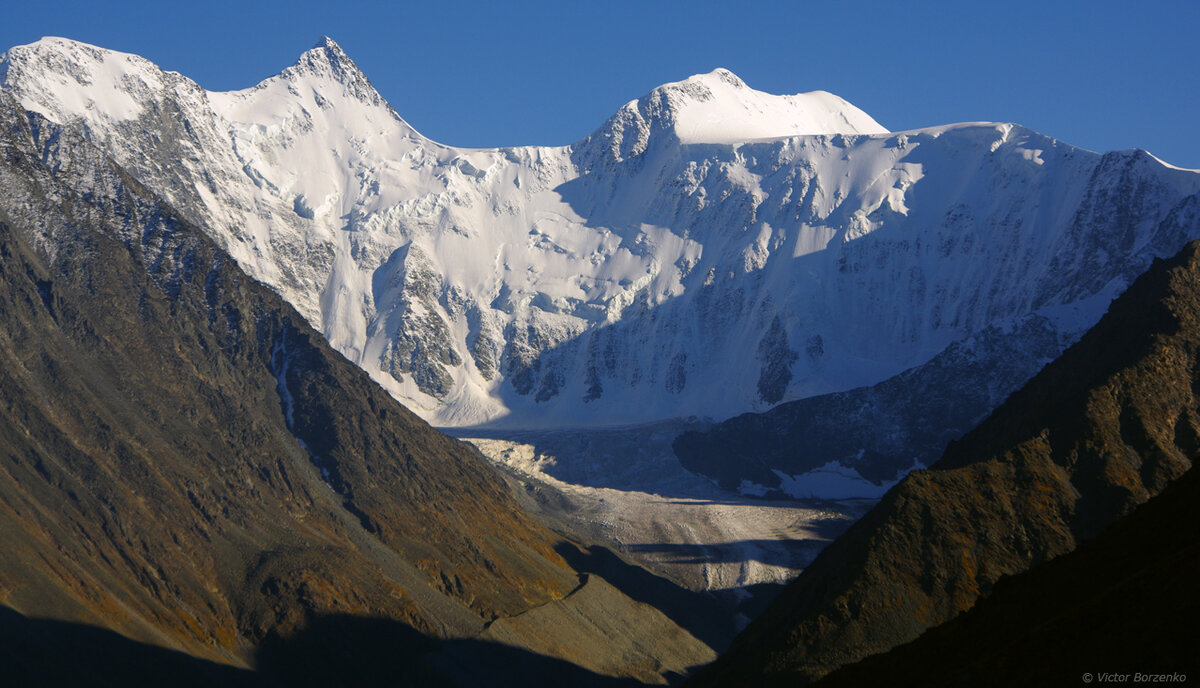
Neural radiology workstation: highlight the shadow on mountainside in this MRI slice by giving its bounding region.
[555,543,807,656]
[812,465,1200,688]
[0,606,265,688]
[620,539,828,568]
[0,604,654,688]
[256,612,647,688]
[556,543,736,652]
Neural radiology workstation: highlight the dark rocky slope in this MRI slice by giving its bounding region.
[690,236,1200,685]
[813,464,1199,687]
[0,95,710,684]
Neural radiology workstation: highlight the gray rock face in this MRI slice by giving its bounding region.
[373,245,461,398]
[757,315,797,404]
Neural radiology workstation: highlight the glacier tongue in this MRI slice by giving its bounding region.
[4,36,1200,431]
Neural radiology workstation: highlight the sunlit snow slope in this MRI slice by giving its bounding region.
[4,36,1199,430]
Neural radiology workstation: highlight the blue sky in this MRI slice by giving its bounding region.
[2,0,1197,167]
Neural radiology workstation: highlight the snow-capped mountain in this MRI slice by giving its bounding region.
[4,36,1199,431]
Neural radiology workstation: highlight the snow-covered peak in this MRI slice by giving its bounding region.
[663,68,887,143]
[316,35,345,53]
[0,36,168,124]
[265,35,384,107]
[205,36,431,224]
[579,67,888,163]
[0,35,393,131]
[644,68,886,143]
[682,67,750,91]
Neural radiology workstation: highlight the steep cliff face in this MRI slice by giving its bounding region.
[690,238,1200,686]
[5,37,1199,447]
[0,96,711,684]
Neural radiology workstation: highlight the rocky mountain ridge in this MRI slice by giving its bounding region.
[811,464,1200,687]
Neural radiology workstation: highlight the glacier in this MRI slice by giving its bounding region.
[4,35,1200,438]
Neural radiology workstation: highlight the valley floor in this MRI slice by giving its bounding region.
[454,421,873,594]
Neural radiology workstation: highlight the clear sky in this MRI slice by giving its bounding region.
[2,0,1197,167]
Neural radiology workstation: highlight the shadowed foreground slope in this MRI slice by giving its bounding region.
[0,601,661,688]
[691,236,1200,685]
[813,465,1199,687]
[0,94,711,684]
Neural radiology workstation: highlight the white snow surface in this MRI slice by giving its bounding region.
[618,68,887,144]
[4,37,1200,430]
